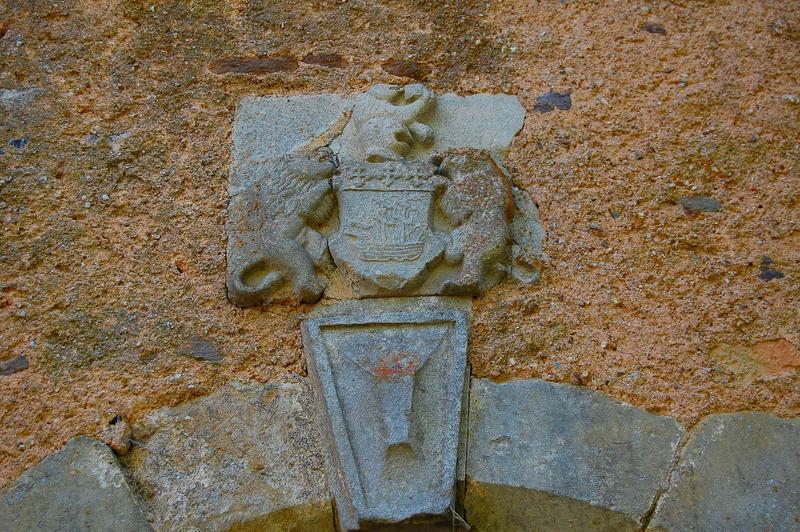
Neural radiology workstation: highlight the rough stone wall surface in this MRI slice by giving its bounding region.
[1,0,798,488]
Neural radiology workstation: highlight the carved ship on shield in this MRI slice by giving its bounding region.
[357,202,424,262]
[328,161,449,294]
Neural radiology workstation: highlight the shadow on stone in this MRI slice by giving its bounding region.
[465,481,639,531]
[229,501,335,532]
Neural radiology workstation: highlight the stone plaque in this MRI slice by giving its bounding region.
[301,297,470,529]
[226,83,545,529]
[225,84,545,306]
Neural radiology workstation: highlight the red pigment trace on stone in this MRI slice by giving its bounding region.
[373,352,420,378]
[210,55,298,74]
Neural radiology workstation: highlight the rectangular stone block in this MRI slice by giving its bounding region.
[301,297,471,530]
[124,379,333,531]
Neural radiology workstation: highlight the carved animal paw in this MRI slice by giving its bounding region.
[293,276,326,303]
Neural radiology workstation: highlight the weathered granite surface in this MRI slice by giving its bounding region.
[302,297,471,530]
[226,148,337,306]
[334,86,524,161]
[124,379,333,531]
[233,88,525,177]
[466,378,684,530]
[227,85,541,306]
[650,412,800,531]
[0,436,150,532]
[230,94,352,195]
[337,84,436,163]
[424,92,525,158]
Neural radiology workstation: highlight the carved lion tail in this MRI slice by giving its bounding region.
[228,262,284,307]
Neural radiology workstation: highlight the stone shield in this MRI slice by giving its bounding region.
[328,161,448,295]
[301,297,470,529]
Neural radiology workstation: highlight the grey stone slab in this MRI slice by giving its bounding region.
[650,412,800,532]
[0,436,151,532]
[302,297,471,530]
[231,94,353,195]
[510,186,546,284]
[0,354,29,375]
[677,194,722,214]
[335,88,525,162]
[124,379,333,531]
[226,86,539,306]
[0,87,43,111]
[426,93,525,158]
[466,378,684,530]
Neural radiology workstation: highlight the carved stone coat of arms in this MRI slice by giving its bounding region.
[225,84,545,529]
[227,85,544,305]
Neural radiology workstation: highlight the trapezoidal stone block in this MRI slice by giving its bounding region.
[0,436,151,532]
[466,378,685,530]
[650,412,800,531]
[301,297,471,530]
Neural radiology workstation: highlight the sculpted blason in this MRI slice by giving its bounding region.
[225,84,540,529]
[226,84,531,306]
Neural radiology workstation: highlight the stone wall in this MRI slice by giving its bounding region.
[3,377,797,530]
[1,0,798,526]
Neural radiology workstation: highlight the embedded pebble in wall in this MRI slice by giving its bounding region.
[678,194,722,214]
[533,91,572,113]
[0,355,29,376]
[181,335,223,363]
[8,138,27,149]
[758,256,785,281]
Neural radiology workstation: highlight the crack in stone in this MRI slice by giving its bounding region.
[639,427,692,530]
[459,371,474,529]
